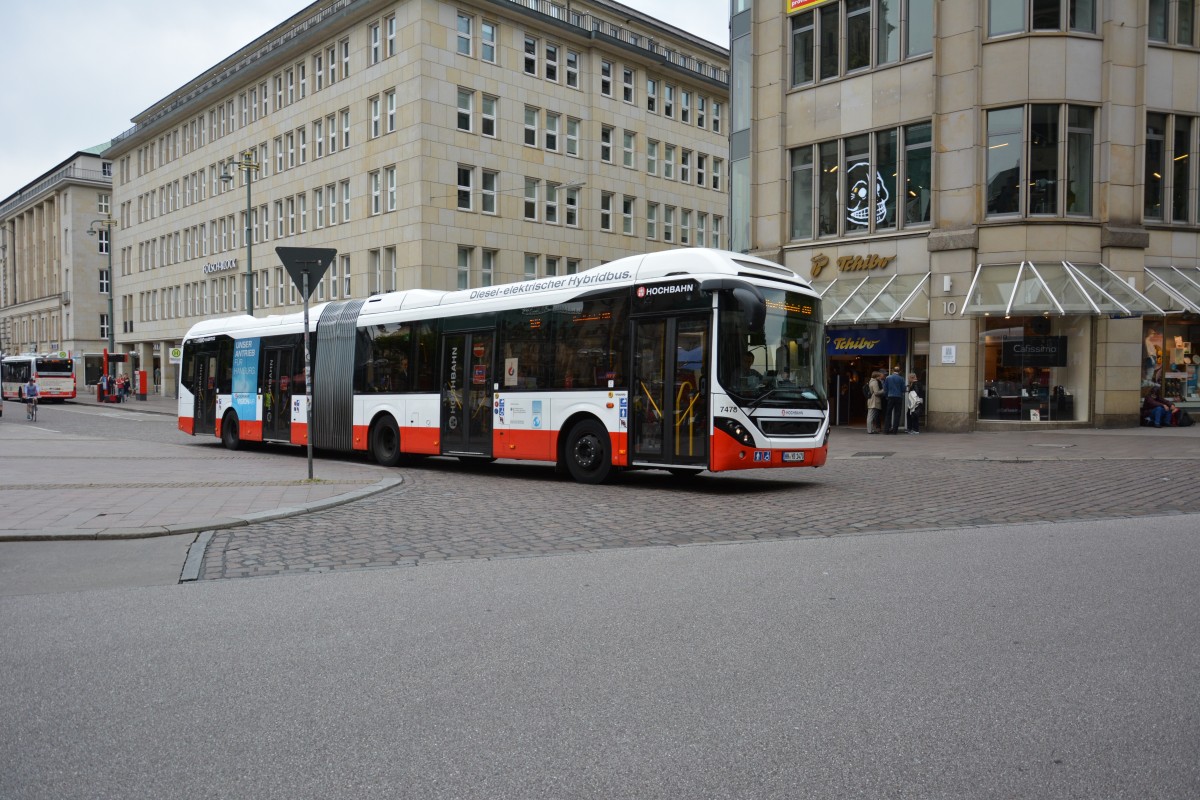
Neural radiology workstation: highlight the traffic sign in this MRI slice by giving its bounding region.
[276,247,337,300]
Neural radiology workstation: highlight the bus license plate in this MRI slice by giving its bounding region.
[782,452,805,463]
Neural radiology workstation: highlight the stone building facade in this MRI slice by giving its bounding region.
[0,149,114,363]
[734,0,1200,430]
[103,0,730,395]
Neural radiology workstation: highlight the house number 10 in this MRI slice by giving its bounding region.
[942,300,957,315]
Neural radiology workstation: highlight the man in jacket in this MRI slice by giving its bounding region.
[866,370,884,434]
[883,366,907,434]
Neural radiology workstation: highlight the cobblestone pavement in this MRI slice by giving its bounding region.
[198,452,1196,580]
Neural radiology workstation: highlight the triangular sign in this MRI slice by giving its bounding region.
[276,247,337,301]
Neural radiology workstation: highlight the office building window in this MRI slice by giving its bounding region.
[524,178,539,220]
[566,50,579,88]
[457,13,473,56]
[524,106,539,146]
[482,21,497,63]
[566,117,580,156]
[482,95,498,137]
[482,249,496,287]
[457,166,474,211]
[791,121,933,239]
[792,0,934,87]
[456,248,470,292]
[482,170,498,214]
[1146,112,1197,223]
[985,105,1094,219]
[524,35,538,75]
[990,0,1096,37]
[457,89,473,132]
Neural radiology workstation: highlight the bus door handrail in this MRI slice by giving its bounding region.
[675,381,698,456]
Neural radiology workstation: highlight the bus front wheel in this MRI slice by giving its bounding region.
[564,420,612,484]
[221,413,241,451]
[371,415,402,467]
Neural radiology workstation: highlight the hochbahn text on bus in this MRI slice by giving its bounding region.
[178,248,829,483]
[1,354,77,402]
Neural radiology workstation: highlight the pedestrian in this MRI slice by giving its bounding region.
[906,372,924,434]
[883,365,906,434]
[98,372,109,401]
[866,370,884,434]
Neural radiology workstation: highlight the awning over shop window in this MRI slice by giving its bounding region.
[1143,266,1200,314]
[960,261,1163,317]
[814,273,930,324]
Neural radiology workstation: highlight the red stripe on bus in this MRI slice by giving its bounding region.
[402,426,440,455]
[494,428,554,460]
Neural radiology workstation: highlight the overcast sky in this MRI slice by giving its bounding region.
[0,0,729,197]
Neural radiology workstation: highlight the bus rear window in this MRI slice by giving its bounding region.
[36,359,73,375]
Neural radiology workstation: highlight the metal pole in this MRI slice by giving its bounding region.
[106,226,115,381]
[303,269,313,480]
[245,155,254,315]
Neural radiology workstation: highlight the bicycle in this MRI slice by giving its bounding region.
[26,396,37,422]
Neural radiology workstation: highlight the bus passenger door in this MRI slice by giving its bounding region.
[440,332,494,457]
[631,315,709,467]
[263,347,294,441]
[194,351,218,437]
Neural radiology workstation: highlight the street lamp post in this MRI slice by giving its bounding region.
[88,216,118,382]
[221,150,260,315]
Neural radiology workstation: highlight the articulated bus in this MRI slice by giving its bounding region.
[178,248,828,483]
[1,354,77,401]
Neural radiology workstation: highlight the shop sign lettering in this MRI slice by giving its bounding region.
[810,252,896,280]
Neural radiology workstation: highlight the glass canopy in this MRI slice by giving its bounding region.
[1143,266,1200,314]
[960,262,1163,317]
[814,273,930,324]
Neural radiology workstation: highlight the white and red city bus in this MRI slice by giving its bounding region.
[1,354,77,401]
[178,248,828,482]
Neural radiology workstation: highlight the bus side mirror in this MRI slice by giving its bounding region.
[701,280,766,335]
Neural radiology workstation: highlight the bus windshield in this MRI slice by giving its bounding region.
[718,289,826,408]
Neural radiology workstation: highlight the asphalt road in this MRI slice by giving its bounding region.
[2,404,1197,799]
[2,516,1197,800]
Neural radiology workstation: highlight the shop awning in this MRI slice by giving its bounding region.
[814,272,930,324]
[1143,266,1200,314]
[960,261,1163,317]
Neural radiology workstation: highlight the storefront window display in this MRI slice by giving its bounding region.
[978,316,1091,421]
[1143,319,1199,405]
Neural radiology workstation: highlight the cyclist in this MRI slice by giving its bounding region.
[24,376,39,421]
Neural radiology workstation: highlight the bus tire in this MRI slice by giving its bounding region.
[371,415,402,467]
[564,419,613,484]
[221,412,241,451]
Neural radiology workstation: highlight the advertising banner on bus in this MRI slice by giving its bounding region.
[232,337,260,421]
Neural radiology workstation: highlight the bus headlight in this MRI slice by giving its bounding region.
[715,416,757,447]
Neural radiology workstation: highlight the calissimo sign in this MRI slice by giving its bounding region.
[1002,336,1068,367]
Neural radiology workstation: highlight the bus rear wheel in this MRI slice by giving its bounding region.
[565,419,613,484]
[371,416,402,467]
[221,413,241,451]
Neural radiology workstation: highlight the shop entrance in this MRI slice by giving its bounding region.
[825,328,910,427]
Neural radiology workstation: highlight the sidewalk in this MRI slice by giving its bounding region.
[3,393,1197,544]
[0,392,399,542]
